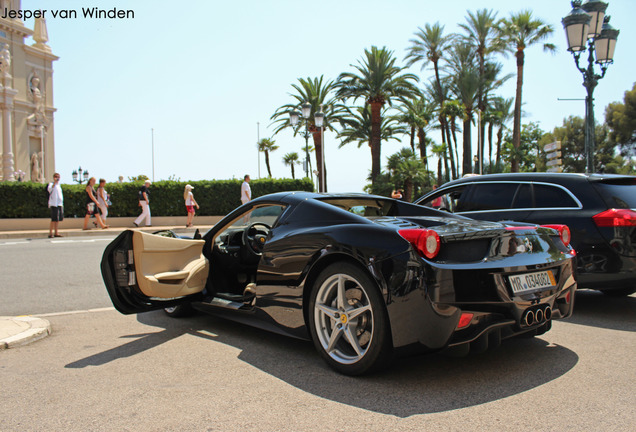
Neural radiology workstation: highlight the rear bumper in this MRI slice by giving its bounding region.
[383,251,577,352]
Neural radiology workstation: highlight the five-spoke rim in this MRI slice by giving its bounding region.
[313,273,373,364]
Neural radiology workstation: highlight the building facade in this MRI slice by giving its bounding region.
[0,0,57,182]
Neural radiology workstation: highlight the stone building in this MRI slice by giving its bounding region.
[0,0,57,182]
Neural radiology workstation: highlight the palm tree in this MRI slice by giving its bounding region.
[282,152,300,179]
[497,10,556,172]
[338,106,407,152]
[257,138,279,178]
[387,147,427,202]
[396,95,435,170]
[459,9,503,169]
[271,76,348,190]
[441,99,465,176]
[445,42,480,175]
[405,23,454,176]
[431,143,448,184]
[336,46,419,185]
[491,96,514,168]
[426,81,457,180]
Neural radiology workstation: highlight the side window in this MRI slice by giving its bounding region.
[421,186,469,213]
[533,184,578,208]
[460,183,518,211]
[512,184,533,208]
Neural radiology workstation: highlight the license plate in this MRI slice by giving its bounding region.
[509,270,557,294]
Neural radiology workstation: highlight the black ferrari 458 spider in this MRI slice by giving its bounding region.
[101,192,576,375]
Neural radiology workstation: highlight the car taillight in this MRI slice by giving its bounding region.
[541,224,571,247]
[592,209,636,227]
[398,229,441,259]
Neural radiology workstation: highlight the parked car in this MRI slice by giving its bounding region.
[101,192,576,375]
[415,173,636,296]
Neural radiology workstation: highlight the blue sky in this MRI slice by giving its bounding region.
[24,0,636,191]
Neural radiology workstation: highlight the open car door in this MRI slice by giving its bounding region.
[101,230,209,314]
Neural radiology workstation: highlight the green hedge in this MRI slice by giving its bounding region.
[0,178,314,218]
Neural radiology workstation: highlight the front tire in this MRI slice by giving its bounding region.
[163,303,194,318]
[308,262,392,375]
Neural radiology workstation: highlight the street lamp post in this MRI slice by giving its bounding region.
[314,106,326,192]
[72,166,89,184]
[562,0,620,173]
[289,101,313,180]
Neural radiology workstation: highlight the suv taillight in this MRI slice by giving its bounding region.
[541,224,571,247]
[398,229,441,259]
[592,209,636,227]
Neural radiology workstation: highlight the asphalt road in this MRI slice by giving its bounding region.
[0,235,634,431]
[0,235,115,315]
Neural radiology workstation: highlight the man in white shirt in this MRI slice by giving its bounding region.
[241,175,251,204]
[47,173,64,238]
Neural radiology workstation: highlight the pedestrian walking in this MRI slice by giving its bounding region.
[97,178,109,221]
[241,174,251,204]
[83,177,108,230]
[184,184,199,227]
[134,180,152,227]
[47,172,64,238]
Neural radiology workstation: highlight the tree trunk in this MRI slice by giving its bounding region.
[417,127,427,172]
[462,113,473,175]
[290,163,295,179]
[442,116,457,180]
[488,121,494,169]
[265,151,272,178]
[409,126,415,153]
[443,153,450,183]
[404,178,413,203]
[312,128,326,192]
[451,120,460,177]
[496,126,503,169]
[437,157,442,185]
[512,47,524,173]
[369,101,384,185]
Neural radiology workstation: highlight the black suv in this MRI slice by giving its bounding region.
[415,173,636,296]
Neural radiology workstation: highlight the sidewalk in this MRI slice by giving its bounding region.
[0,316,51,349]
[0,216,223,239]
[0,216,223,348]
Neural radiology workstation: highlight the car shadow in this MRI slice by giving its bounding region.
[67,310,579,417]
[566,290,636,332]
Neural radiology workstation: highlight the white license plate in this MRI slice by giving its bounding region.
[509,270,557,294]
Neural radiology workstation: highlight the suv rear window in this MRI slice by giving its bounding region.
[459,183,518,211]
[533,184,579,208]
[593,181,636,208]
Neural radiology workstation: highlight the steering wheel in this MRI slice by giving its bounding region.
[242,222,271,256]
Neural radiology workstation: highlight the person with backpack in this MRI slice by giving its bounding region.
[134,180,152,227]
[46,173,64,238]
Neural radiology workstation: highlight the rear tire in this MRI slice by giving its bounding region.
[308,262,392,375]
[601,287,636,297]
[163,303,194,318]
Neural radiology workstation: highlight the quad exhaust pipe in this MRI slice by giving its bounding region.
[522,305,552,327]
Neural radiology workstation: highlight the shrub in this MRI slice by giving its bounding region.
[0,178,314,218]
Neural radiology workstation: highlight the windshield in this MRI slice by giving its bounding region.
[319,197,396,217]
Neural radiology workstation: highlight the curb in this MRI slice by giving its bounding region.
[0,316,52,349]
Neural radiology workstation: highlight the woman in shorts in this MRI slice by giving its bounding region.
[83,177,108,230]
[184,184,199,227]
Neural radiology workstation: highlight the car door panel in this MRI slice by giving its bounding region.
[101,230,208,314]
[132,230,208,298]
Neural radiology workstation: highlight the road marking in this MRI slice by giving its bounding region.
[51,239,111,244]
[0,241,30,246]
[36,307,115,317]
